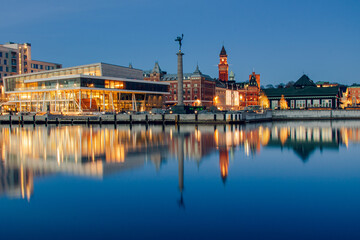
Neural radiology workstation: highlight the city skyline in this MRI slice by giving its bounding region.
[1,0,359,86]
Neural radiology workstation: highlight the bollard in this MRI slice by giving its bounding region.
[195,113,198,122]
[99,117,102,125]
[145,114,149,125]
[114,114,117,124]
[87,117,90,125]
[235,114,237,121]
[214,114,216,121]
[33,115,36,124]
[223,113,226,121]
[231,114,233,121]
[9,115,11,125]
[71,118,73,125]
[45,117,48,126]
[162,114,165,125]
[129,114,133,125]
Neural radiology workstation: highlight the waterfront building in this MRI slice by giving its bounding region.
[145,63,215,107]
[340,85,360,107]
[0,42,62,94]
[214,71,260,110]
[2,63,168,112]
[143,62,167,82]
[263,74,340,109]
[144,45,260,110]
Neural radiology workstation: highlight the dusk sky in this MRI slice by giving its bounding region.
[1,0,359,86]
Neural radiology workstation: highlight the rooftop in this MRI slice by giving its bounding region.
[263,86,339,98]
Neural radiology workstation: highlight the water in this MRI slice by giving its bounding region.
[0,122,360,239]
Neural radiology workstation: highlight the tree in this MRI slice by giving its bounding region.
[280,95,288,110]
[266,84,274,89]
[259,92,269,109]
[285,81,295,88]
[276,83,285,89]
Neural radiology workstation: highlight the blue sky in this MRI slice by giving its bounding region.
[1,0,359,86]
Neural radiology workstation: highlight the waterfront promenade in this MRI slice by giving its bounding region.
[2,110,360,125]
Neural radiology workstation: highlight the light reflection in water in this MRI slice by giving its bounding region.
[0,121,359,201]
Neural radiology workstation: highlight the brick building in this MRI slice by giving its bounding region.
[145,63,215,107]
[144,45,261,110]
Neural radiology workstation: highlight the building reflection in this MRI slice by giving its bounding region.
[1,121,360,200]
[0,125,170,200]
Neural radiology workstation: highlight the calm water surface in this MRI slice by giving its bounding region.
[0,121,360,239]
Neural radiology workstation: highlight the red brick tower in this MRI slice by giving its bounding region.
[218,46,228,81]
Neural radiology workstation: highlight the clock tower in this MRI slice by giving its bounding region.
[218,45,228,82]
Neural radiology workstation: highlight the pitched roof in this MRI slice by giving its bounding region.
[192,64,202,76]
[220,45,227,56]
[152,62,162,73]
[263,86,339,98]
[294,74,317,88]
[162,73,193,81]
[249,75,258,87]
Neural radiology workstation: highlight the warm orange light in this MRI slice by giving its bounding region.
[280,95,288,109]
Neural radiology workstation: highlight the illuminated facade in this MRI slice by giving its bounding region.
[143,46,261,110]
[214,71,260,110]
[145,63,215,107]
[345,85,360,107]
[2,63,168,112]
[264,74,339,109]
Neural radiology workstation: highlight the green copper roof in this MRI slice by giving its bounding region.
[263,86,339,98]
[294,74,317,87]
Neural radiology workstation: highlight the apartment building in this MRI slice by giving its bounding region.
[0,42,62,95]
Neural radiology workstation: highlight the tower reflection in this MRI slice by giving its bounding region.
[0,121,359,200]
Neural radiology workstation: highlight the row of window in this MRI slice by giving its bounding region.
[0,52,9,58]
[171,83,199,88]
[171,89,198,94]
[272,99,333,109]
[0,66,9,72]
[31,64,55,70]
[166,95,198,101]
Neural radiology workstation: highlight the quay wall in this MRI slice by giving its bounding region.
[0,111,265,125]
[1,110,360,125]
[272,110,360,120]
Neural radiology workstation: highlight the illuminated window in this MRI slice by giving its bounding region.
[313,99,320,107]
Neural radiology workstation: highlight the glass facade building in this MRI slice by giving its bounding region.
[2,63,169,112]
